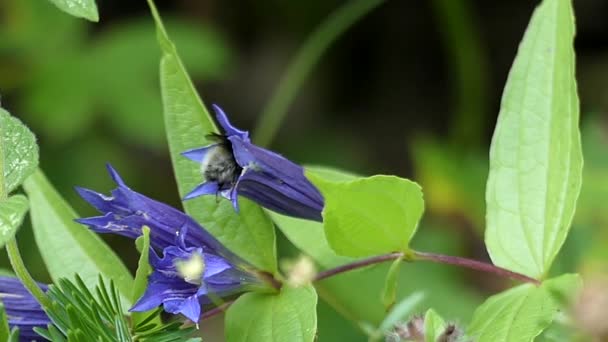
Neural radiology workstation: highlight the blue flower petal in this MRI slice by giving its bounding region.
[0,276,50,340]
[181,144,220,163]
[212,104,249,141]
[183,182,220,200]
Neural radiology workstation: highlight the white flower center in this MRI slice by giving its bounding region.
[175,252,206,285]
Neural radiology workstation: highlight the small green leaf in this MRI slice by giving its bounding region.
[23,169,134,307]
[381,258,402,311]
[378,292,425,333]
[310,174,424,257]
[8,328,19,342]
[424,308,446,342]
[0,302,9,342]
[0,108,39,195]
[468,274,581,341]
[131,227,156,326]
[146,0,277,274]
[225,285,318,342]
[46,0,99,22]
[0,195,28,247]
[485,0,582,279]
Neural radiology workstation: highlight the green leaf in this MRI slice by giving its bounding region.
[46,0,99,22]
[485,0,582,279]
[310,174,424,257]
[131,227,156,326]
[424,309,446,342]
[225,285,318,342]
[0,108,39,195]
[378,292,425,333]
[0,302,9,342]
[468,274,581,341]
[146,0,277,273]
[0,195,28,248]
[23,169,134,307]
[381,258,402,311]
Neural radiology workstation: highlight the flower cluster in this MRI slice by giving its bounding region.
[76,165,259,322]
[0,276,50,341]
[182,105,324,221]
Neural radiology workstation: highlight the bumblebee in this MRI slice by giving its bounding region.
[201,134,242,189]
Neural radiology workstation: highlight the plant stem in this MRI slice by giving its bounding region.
[253,0,386,147]
[412,251,541,285]
[312,250,540,286]
[6,238,52,308]
[314,252,404,282]
[200,300,234,321]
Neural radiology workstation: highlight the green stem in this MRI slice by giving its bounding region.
[6,238,52,308]
[253,0,386,147]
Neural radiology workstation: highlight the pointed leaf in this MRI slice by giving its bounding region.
[424,309,446,342]
[485,0,582,278]
[46,0,99,22]
[23,170,133,306]
[0,108,39,195]
[225,285,318,342]
[146,0,277,273]
[0,195,28,248]
[131,227,157,326]
[309,174,424,257]
[468,274,581,341]
[378,292,425,333]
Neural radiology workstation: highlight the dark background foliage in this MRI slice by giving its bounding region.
[1,0,607,340]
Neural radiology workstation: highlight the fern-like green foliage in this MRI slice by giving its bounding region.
[33,275,201,342]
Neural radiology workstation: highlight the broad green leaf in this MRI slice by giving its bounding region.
[46,0,98,22]
[310,174,424,257]
[146,0,277,274]
[225,285,318,342]
[0,195,28,248]
[424,309,446,342]
[273,208,481,326]
[0,108,39,195]
[0,302,9,342]
[468,274,581,341]
[23,170,133,307]
[485,0,582,279]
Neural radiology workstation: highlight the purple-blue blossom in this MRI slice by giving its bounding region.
[75,164,238,261]
[182,105,324,221]
[75,165,259,322]
[0,276,50,341]
[130,226,257,322]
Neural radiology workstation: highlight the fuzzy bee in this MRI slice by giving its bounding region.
[200,133,242,191]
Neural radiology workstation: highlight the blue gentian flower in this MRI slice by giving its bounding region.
[75,164,236,260]
[75,165,259,322]
[181,105,324,221]
[130,226,256,322]
[0,276,50,341]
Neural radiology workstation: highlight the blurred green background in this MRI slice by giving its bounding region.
[1,0,607,340]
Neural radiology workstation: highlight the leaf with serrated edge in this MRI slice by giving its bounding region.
[0,109,39,195]
[46,0,98,22]
[310,174,424,257]
[146,0,277,274]
[485,0,582,279]
[468,274,581,341]
[0,195,28,248]
[225,285,318,342]
[23,170,133,308]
